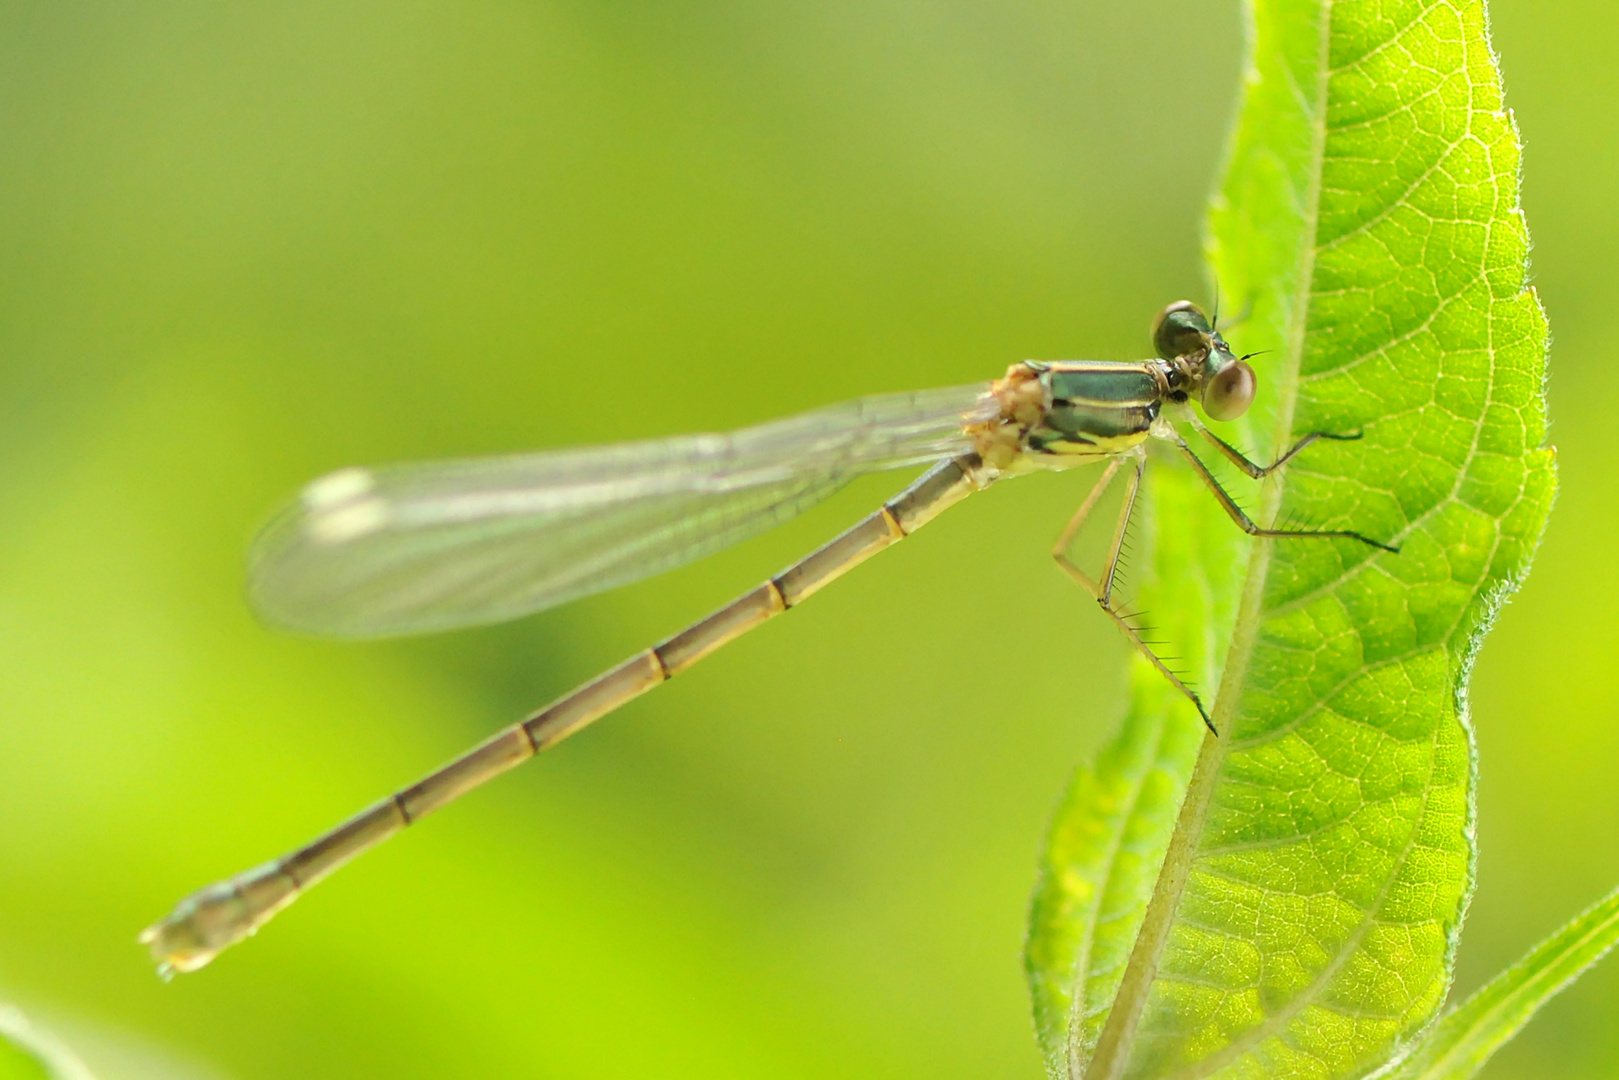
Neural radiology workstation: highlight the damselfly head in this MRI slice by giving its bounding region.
[1152,300,1213,360]
[1152,300,1255,422]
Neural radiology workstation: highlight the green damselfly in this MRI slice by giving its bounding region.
[142,301,1395,976]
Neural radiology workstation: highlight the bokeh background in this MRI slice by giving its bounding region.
[0,1,1610,1077]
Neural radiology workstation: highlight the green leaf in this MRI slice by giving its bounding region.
[1025,0,1555,1078]
[1383,885,1619,1080]
[0,1009,94,1080]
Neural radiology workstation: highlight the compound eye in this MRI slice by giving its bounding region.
[1202,360,1256,421]
[1152,300,1212,359]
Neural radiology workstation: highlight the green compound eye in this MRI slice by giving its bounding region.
[1151,300,1213,360]
[1202,359,1256,421]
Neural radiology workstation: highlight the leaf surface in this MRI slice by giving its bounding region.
[1026,1,1555,1078]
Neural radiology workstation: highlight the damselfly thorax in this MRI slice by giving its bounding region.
[143,300,1396,978]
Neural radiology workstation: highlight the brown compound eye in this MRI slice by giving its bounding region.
[1202,360,1256,421]
[1152,300,1213,359]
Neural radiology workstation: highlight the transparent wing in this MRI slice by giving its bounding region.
[248,383,995,638]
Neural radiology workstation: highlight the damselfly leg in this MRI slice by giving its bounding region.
[1050,454,1215,731]
[1167,423,1399,553]
[1052,415,1399,734]
[1186,413,1365,481]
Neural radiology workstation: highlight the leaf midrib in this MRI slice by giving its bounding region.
[1080,0,1336,1074]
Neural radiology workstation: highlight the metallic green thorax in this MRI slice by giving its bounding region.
[1026,361,1169,458]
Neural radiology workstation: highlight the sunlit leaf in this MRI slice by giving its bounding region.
[0,1009,94,1080]
[1026,0,1555,1077]
[1383,885,1619,1080]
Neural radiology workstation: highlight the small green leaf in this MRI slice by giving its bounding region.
[1026,0,1555,1078]
[0,1041,52,1080]
[0,1009,94,1080]
[1383,885,1619,1080]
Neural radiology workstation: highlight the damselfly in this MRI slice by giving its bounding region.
[142,301,1395,976]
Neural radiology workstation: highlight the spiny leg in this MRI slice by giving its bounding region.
[1097,457,1140,606]
[1052,455,1217,734]
[1184,412,1364,480]
[1167,427,1398,552]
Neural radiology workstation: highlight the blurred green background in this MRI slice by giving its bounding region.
[0,1,1610,1077]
